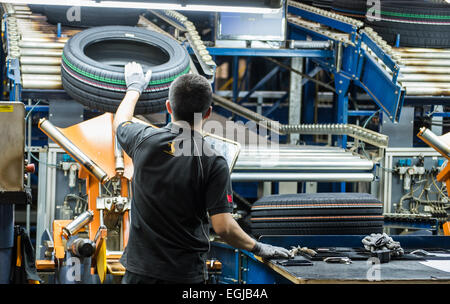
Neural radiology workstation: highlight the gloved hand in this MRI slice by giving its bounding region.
[124,61,152,95]
[251,241,292,259]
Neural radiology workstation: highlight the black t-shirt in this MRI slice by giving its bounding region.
[116,121,234,283]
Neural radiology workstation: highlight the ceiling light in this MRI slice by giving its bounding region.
[2,0,281,13]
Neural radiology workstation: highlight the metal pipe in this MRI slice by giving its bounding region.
[394,52,450,59]
[18,41,65,49]
[401,66,450,74]
[395,47,450,54]
[62,210,94,239]
[20,56,61,65]
[38,119,109,183]
[21,79,62,89]
[21,65,61,74]
[231,172,374,182]
[19,48,62,57]
[405,87,450,96]
[22,74,61,81]
[239,153,356,158]
[114,135,124,176]
[399,74,450,82]
[287,40,332,49]
[400,59,450,67]
[402,82,450,88]
[21,37,69,43]
[235,160,374,170]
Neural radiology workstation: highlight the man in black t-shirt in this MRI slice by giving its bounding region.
[113,62,290,284]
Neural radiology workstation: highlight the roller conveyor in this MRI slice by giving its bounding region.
[287,0,450,98]
[231,145,375,182]
[1,3,81,90]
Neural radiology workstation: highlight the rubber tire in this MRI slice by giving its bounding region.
[332,0,367,19]
[365,0,450,47]
[61,26,190,114]
[312,0,333,9]
[250,193,384,237]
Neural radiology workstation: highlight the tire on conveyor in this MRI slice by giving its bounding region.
[61,26,190,114]
[250,193,384,237]
[365,0,450,48]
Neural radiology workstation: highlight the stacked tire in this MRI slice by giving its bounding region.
[312,0,333,9]
[365,0,450,48]
[61,26,191,114]
[250,193,384,236]
[332,0,367,20]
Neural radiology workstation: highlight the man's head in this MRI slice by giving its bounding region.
[166,74,213,126]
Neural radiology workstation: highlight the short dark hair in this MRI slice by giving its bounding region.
[168,74,212,125]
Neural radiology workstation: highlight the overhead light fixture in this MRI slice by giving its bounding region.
[2,0,282,13]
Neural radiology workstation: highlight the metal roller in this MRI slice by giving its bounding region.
[394,52,450,59]
[21,37,69,43]
[402,82,450,88]
[19,48,62,57]
[401,66,450,74]
[62,210,94,239]
[417,127,450,157]
[22,74,61,81]
[20,34,64,40]
[405,87,450,96]
[21,79,62,89]
[401,59,450,67]
[231,172,374,182]
[21,65,61,74]
[38,119,109,183]
[20,56,61,65]
[395,47,450,54]
[19,41,65,49]
[399,74,450,82]
[235,159,374,171]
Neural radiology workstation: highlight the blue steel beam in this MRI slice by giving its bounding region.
[205,47,333,58]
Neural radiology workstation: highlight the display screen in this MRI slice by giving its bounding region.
[217,2,286,41]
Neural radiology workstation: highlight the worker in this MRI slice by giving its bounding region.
[113,62,290,284]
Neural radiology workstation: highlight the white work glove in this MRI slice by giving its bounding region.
[124,61,152,95]
[251,241,292,259]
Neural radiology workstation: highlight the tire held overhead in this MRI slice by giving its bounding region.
[61,26,190,114]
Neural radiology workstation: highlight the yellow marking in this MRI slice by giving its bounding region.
[163,142,176,156]
[0,105,13,112]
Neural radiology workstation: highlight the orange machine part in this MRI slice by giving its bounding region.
[443,222,450,236]
[45,114,154,263]
[52,220,72,260]
[417,129,450,161]
[36,260,56,271]
[57,113,134,181]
